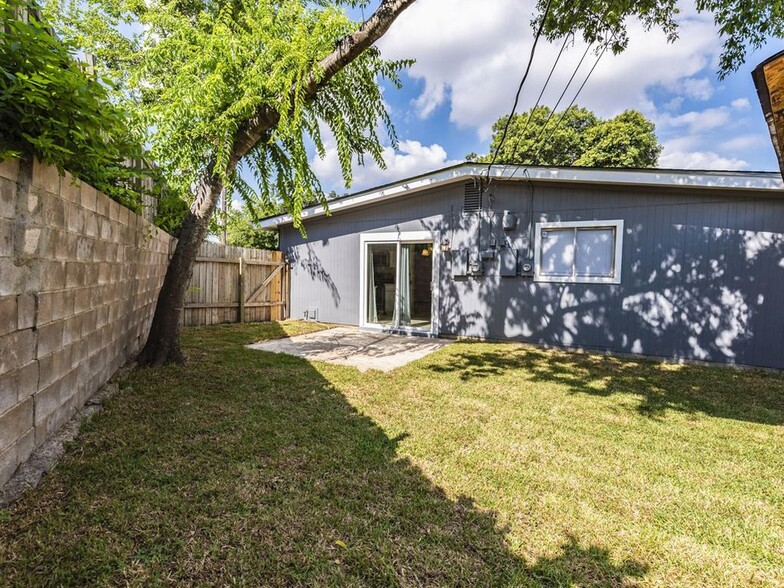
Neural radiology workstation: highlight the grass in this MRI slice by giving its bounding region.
[1,320,783,586]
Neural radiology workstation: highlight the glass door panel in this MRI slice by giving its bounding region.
[397,243,432,329]
[366,243,397,325]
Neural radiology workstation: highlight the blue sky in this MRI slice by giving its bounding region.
[307,0,784,195]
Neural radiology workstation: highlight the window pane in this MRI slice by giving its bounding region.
[575,228,614,277]
[540,229,574,276]
[367,243,397,325]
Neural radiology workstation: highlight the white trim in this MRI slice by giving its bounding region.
[534,219,624,285]
[359,231,439,336]
[260,163,784,228]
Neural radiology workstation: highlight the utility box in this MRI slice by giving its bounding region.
[451,249,468,277]
[500,247,517,276]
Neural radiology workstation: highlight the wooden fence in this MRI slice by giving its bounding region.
[182,242,288,326]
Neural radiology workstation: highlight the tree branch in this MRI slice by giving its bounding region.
[232,0,417,160]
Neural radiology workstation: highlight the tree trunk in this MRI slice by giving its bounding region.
[137,171,224,366]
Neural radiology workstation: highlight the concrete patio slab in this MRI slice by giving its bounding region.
[247,326,451,372]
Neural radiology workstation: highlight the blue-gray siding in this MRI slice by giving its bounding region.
[280,180,784,369]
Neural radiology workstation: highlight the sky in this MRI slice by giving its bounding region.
[307,0,784,196]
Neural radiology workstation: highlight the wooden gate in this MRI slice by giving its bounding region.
[182,242,289,326]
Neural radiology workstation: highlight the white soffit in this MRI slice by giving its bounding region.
[259,163,784,229]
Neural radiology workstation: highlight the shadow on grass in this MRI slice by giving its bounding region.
[428,343,784,425]
[1,323,647,586]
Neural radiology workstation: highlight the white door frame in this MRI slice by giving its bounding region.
[359,231,440,336]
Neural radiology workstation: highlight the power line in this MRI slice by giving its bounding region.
[530,39,612,165]
[516,40,595,167]
[499,32,574,174]
[484,0,553,179]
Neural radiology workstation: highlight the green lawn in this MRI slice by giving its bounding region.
[1,321,783,586]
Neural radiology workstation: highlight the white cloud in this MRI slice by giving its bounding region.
[681,77,714,100]
[311,137,460,193]
[720,133,767,151]
[660,139,749,170]
[378,0,723,138]
[659,106,733,133]
[731,98,751,110]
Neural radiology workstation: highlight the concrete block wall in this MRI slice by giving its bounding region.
[0,158,173,486]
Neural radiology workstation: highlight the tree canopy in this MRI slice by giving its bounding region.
[0,0,148,209]
[535,0,784,78]
[475,105,661,168]
[46,0,411,228]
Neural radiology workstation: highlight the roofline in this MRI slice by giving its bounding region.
[259,163,784,229]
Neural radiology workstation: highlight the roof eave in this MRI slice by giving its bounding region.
[260,163,784,229]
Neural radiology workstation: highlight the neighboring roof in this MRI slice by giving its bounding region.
[259,162,784,229]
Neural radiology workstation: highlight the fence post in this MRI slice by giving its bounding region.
[238,256,245,323]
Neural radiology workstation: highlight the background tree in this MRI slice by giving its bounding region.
[478,105,660,167]
[211,203,279,250]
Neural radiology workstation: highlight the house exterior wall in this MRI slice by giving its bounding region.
[279,179,784,369]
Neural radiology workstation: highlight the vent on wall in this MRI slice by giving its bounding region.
[463,181,482,213]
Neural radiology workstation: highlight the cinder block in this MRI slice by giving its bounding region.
[107,199,120,222]
[40,191,65,227]
[32,159,60,195]
[0,158,19,182]
[36,290,54,325]
[17,292,36,330]
[0,442,18,487]
[17,360,38,400]
[80,184,97,212]
[0,295,15,337]
[0,368,16,414]
[81,308,97,335]
[65,202,85,235]
[0,396,33,453]
[73,287,93,315]
[45,401,75,437]
[17,426,35,463]
[0,258,26,297]
[0,178,14,221]
[0,217,13,258]
[94,192,109,217]
[70,339,88,369]
[33,380,63,426]
[65,262,84,289]
[92,240,106,263]
[40,260,66,291]
[17,225,45,259]
[75,236,94,261]
[38,346,72,389]
[59,173,80,204]
[83,213,98,237]
[0,328,36,374]
[62,314,82,346]
[36,320,64,358]
[58,232,79,262]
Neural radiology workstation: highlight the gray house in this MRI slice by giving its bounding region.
[260,163,784,369]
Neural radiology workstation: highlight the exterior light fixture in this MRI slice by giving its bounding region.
[440,239,451,252]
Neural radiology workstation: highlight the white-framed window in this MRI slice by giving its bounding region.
[534,219,624,284]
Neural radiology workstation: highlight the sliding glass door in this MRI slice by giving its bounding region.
[364,238,433,332]
[366,243,397,326]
